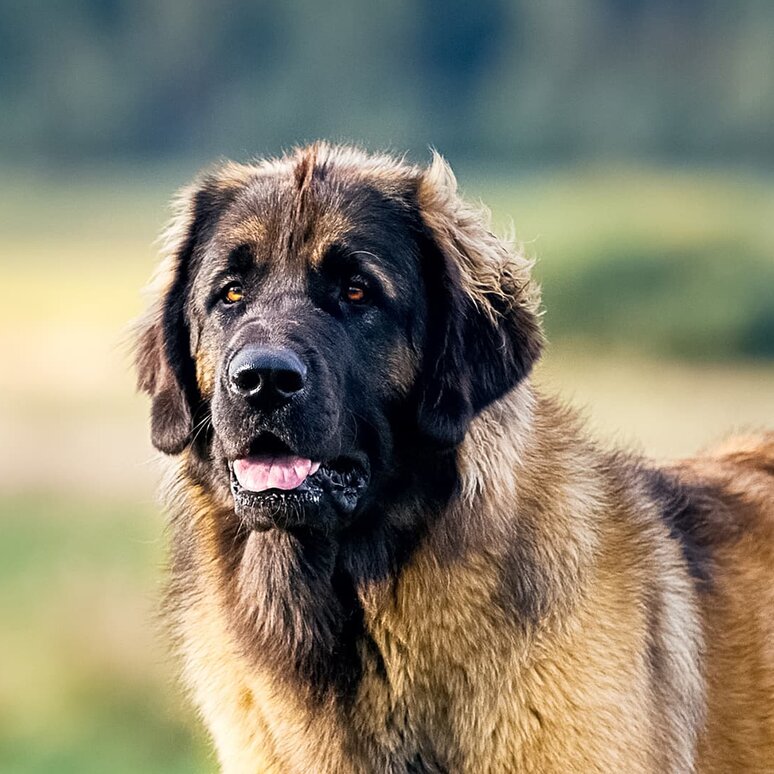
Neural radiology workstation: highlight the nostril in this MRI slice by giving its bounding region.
[227,345,307,401]
[233,367,263,395]
[273,367,305,397]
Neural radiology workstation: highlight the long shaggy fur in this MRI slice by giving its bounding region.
[135,144,774,773]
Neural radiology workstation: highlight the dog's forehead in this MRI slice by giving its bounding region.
[211,154,416,270]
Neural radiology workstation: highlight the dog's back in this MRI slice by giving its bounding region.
[670,433,774,772]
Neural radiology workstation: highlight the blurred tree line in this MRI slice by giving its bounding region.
[1,0,773,166]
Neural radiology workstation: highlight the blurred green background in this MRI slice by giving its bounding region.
[1,2,773,772]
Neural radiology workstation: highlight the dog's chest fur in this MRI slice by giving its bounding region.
[169,395,706,774]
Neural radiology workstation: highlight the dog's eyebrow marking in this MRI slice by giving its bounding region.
[228,216,268,246]
[306,211,353,265]
[346,250,398,300]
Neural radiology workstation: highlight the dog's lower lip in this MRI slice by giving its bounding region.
[228,454,371,526]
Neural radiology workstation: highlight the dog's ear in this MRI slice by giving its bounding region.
[133,168,249,454]
[415,153,543,447]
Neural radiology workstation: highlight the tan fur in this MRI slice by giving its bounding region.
[176,411,774,774]
[139,146,774,773]
[672,436,774,772]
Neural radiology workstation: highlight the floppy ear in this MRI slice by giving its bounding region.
[415,153,543,447]
[133,168,249,454]
[134,294,193,455]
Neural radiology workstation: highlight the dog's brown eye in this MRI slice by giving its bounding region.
[342,280,368,304]
[222,283,244,305]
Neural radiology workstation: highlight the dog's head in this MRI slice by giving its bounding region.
[135,144,542,533]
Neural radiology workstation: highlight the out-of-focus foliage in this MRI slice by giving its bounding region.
[1,0,773,166]
[473,167,774,360]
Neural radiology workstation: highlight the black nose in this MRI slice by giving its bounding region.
[228,346,307,401]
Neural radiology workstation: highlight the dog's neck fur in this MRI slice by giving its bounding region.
[172,383,583,674]
[167,381,609,768]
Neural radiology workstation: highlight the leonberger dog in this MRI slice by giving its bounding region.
[134,143,774,773]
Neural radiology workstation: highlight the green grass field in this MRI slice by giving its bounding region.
[1,165,773,772]
[0,495,211,774]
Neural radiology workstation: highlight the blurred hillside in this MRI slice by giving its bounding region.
[481,166,774,359]
[2,0,774,167]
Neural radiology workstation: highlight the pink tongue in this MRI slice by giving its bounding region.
[233,456,321,492]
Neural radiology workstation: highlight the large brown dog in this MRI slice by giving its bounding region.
[135,144,774,773]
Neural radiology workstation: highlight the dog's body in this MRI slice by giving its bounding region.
[136,144,774,773]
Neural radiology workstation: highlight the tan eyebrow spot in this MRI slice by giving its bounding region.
[347,251,398,301]
[305,210,355,265]
[227,216,268,246]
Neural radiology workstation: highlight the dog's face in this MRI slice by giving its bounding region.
[136,145,542,534]
[187,159,428,531]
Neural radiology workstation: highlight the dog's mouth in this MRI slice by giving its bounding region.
[232,455,322,493]
[227,432,370,531]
